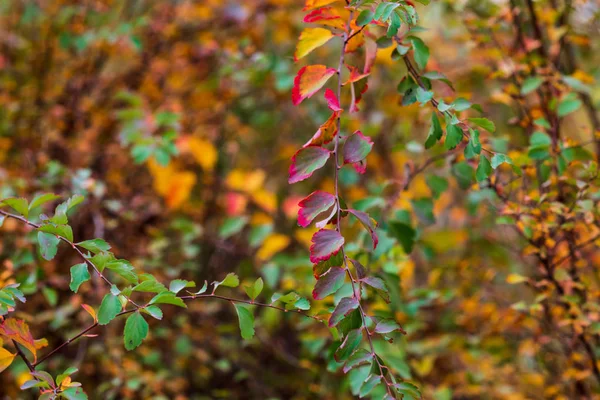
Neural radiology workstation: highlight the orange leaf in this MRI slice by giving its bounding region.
[303,0,339,11]
[292,65,337,106]
[304,112,340,147]
[0,346,16,373]
[0,318,46,362]
[81,304,97,323]
[295,28,335,61]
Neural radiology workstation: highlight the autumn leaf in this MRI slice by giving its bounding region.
[289,146,331,184]
[309,229,344,263]
[303,7,345,30]
[295,28,335,61]
[303,0,339,11]
[186,137,218,172]
[298,191,336,228]
[0,318,47,362]
[292,65,337,106]
[0,346,16,373]
[303,112,339,147]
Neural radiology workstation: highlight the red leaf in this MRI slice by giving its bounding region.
[289,146,331,184]
[312,267,346,300]
[298,191,336,228]
[324,89,342,112]
[303,7,345,30]
[292,65,337,106]
[310,229,344,263]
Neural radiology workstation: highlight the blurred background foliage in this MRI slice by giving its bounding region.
[0,0,599,399]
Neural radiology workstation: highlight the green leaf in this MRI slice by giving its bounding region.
[124,312,149,350]
[444,124,462,150]
[557,97,582,117]
[335,329,363,362]
[356,9,374,26]
[468,117,495,132]
[389,221,416,254]
[213,272,239,291]
[520,76,544,95]
[105,260,138,284]
[1,198,29,218]
[38,223,73,242]
[98,294,122,325]
[77,239,111,254]
[37,231,60,261]
[425,113,443,149]
[408,36,429,70]
[29,193,60,211]
[61,387,88,400]
[491,153,513,169]
[219,217,248,239]
[149,291,187,308]
[133,279,167,293]
[234,304,255,340]
[169,279,195,294]
[69,263,90,293]
[143,305,163,320]
[452,162,474,189]
[244,277,264,301]
[476,155,492,182]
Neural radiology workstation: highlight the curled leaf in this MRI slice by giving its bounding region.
[298,191,336,228]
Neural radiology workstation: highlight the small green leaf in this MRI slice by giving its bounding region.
[476,155,492,182]
[37,231,60,261]
[520,76,544,95]
[105,260,138,284]
[169,279,195,294]
[149,291,187,308]
[557,96,582,117]
[491,153,513,169]
[69,263,90,293]
[213,273,239,291]
[143,305,163,320]
[29,193,60,211]
[77,239,111,254]
[444,124,463,150]
[133,279,167,293]
[234,303,255,340]
[98,294,122,325]
[425,113,443,149]
[468,117,495,132]
[124,312,149,350]
[1,198,29,218]
[356,9,374,26]
[408,36,429,70]
[244,277,264,301]
[38,223,73,242]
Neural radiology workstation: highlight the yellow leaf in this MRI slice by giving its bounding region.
[257,233,290,260]
[226,169,265,193]
[0,347,16,373]
[295,28,335,61]
[148,160,197,209]
[303,0,338,10]
[188,137,217,171]
[507,273,528,284]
